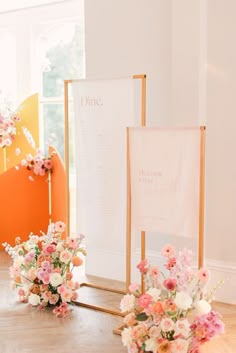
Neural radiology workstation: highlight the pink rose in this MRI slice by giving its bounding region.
[138,293,152,309]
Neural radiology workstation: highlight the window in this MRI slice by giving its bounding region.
[0,0,85,161]
[38,22,85,160]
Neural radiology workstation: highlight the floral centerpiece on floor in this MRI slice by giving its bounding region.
[3,221,86,317]
[120,244,224,353]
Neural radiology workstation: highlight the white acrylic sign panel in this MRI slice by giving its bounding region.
[72,79,136,254]
[129,127,201,237]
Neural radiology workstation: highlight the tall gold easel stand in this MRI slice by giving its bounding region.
[64,74,146,317]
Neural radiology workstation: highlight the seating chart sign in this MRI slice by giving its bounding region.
[72,79,136,253]
[129,127,201,237]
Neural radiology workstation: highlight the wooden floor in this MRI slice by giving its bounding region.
[0,251,235,353]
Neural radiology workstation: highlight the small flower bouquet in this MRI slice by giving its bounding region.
[21,149,53,180]
[120,244,224,353]
[3,222,86,317]
[0,106,20,148]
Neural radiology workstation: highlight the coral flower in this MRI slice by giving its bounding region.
[71,256,83,266]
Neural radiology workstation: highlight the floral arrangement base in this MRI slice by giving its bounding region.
[120,244,224,353]
[3,221,86,318]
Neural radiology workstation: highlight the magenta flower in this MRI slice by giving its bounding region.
[163,277,177,291]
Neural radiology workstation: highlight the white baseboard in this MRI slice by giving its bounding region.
[205,258,236,305]
[85,248,236,305]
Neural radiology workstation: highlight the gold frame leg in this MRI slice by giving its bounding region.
[73,282,126,317]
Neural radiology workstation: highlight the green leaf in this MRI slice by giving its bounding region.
[136,312,148,321]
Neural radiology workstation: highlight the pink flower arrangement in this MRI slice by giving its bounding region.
[120,244,224,353]
[21,149,53,180]
[3,222,86,317]
[0,109,20,148]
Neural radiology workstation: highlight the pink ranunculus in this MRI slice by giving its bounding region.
[131,324,147,340]
[163,277,177,291]
[138,293,152,309]
[57,284,66,294]
[59,249,72,264]
[161,244,176,258]
[43,244,56,254]
[49,294,59,305]
[160,317,175,332]
[128,283,140,293]
[60,288,73,302]
[136,259,148,273]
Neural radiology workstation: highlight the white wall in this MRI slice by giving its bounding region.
[84,0,172,126]
[84,0,236,304]
[204,0,236,303]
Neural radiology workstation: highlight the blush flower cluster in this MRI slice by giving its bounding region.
[21,149,53,180]
[120,244,224,353]
[0,110,20,148]
[3,222,86,317]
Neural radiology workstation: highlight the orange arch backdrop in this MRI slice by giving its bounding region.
[0,95,67,248]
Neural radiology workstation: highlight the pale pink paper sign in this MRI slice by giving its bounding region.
[129,127,201,238]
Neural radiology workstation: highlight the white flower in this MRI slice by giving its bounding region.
[193,299,211,316]
[174,291,193,310]
[149,325,161,337]
[145,337,158,352]
[170,338,189,353]
[160,318,175,332]
[50,273,63,287]
[14,256,25,267]
[121,327,133,346]
[59,249,72,264]
[120,294,136,312]
[56,243,64,252]
[28,293,40,306]
[174,319,191,338]
[146,287,161,301]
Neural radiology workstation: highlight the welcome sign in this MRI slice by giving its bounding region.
[128,127,201,238]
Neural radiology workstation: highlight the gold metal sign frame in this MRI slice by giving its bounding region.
[64,74,146,317]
